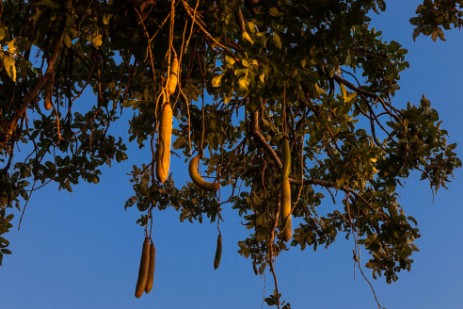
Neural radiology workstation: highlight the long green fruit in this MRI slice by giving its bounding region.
[214,234,222,269]
[135,237,151,298]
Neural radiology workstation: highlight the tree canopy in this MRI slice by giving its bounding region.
[0,0,462,307]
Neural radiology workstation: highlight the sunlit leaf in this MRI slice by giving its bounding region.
[3,54,16,82]
[269,7,284,17]
[211,73,224,88]
[272,33,282,49]
[242,31,254,45]
[92,33,103,48]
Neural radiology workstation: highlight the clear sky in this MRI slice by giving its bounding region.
[2,1,463,308]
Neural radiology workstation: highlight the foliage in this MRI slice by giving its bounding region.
[411,0,463,41]
[0,0,461,306]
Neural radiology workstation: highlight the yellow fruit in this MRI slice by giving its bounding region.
[280,178,292,242]
[167,54,179,96]
[281,137,291,178]
[135,237,151,298]
[44,97,53,110]
[280,136,292,242]
[144,241,156,294]
[214,234,222,269]
[44,83,53,110]
[156,103,173,183]
[188,155,220,192]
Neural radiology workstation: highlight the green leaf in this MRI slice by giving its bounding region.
[242,31,254,45]
[7,39,17,54]
[3,54,16,82]
[92,33,103,48]
[63,34,72,48]
[237,74,250,92]
[211,73,224,88]
[0,26,7,41]
[102,14,112,25]
[269,7,284,17]
[224,54,236,67]
[272,33,282,49]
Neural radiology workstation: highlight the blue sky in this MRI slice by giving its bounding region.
[2,1,463,308]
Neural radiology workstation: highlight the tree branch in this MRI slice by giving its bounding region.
[251,110,282,169]
[299,178,379,215]
[181,0,231,52]
[250,107,382,217]
[1,0,71,150]
[317,65,401,120]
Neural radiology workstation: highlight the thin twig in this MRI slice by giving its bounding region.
[251,111,282,168]
[2,0,71,149]
[357,261,387,309]
[321,66,401,119]
[300,178,385,219]
[180,0,231,52]
[268,174,282,309]
[18,179,37,230]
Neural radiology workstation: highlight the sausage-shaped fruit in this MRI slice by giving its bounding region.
[280,178,292,242]
[188,155,220,192]
[44,83,53,110]
[280,136,292,242]
[135,237,151,298]
[156,103,173,183]
[214,234,222,269]
[144,241,156,294]
[281,137,291,179]
[167,54,179,96]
